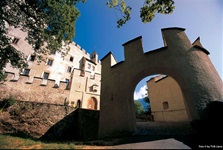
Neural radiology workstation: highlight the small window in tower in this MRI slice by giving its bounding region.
[29,55,36,61]
[163,101,169,110]
[87,63,91,69]
[92,66,95,71]
[67,66,72,73]
[70,56,74,62]
[47,59,53,66]
[12,38,20,44]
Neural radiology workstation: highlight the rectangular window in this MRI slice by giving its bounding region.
[163,101,169,110]
[87,63,91,69]
[92,66,95,71]
[29,55,35,61]
[43,72,49,80]
[12,38,19,44]
[67,66,72,73]
[92,85,98,92]
[65,78,70,89]
[65,79,69,85]
[47,59,53,66]
[23,69,30,76]
[70,56,74,62]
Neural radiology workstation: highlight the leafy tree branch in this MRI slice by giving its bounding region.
[107,0,175,28]
[1,0,174,81]
[0,0,85,80]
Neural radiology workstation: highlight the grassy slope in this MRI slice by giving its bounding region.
[0,134,84,149]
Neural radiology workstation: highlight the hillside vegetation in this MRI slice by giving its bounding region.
[0,134,83,149]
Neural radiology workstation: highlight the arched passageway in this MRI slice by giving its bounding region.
[134,74,190,122]
[99,27,223,138]
[146,75,189,122]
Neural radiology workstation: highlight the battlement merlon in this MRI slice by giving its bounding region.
[101,51,117,69]
[122,36,144,62]
[161,27,192,50]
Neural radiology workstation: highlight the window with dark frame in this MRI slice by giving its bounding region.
[67,66,72,73]
[163,101,169,110]
[65,78,70,89]
[29,55,36,61]
[47,59,53,66]
[87,63,91,69]
[70,56,74,62]
[23,69,30,76]
[12,38,19,44]
[65,78,69,86]
[43,72,49,80]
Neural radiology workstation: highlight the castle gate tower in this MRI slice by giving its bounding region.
[99,27,223,138]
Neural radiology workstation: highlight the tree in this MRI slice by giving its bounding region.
[0,0,85,81]
[134,101,145,115]
[143,96,151,114]
[107,0,175,28]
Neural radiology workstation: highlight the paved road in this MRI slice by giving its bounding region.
[83,121,195,149]
[82,121,223,149]
[110,138,191,149]
[135,121,194,135]
[83,138,191,149]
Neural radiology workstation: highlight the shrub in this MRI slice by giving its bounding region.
[0,96,15,109]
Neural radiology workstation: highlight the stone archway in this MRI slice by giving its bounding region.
[87,97,98,110]
[99,27,223,138]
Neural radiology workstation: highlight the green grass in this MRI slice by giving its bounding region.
[0,134,84,149]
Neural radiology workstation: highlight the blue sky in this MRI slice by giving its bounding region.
[74,0,223,99]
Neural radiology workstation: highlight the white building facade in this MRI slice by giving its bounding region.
[3,27,101,110]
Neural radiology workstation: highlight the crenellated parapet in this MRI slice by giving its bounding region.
[0,72,70,105]
[101,27,211,73]
[4,72,68,89]
[72,41,99,62]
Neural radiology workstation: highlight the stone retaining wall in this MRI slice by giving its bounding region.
[0,100,99,141]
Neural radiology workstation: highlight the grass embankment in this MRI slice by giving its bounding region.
[0,134,84,149]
